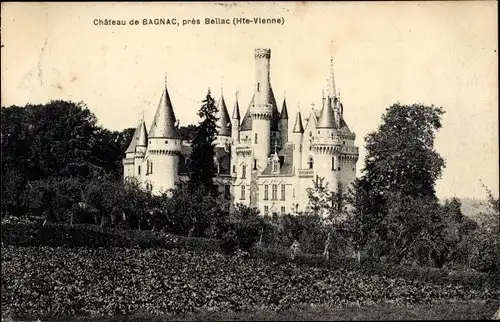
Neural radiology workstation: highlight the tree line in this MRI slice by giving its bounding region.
[1,95,498,274]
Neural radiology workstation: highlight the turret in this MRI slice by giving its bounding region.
[231,91,241,144]
[145,76,182,195]
[123,118,147,182]
[215,87,231,148]
[291,110,304,173]
[250,48,273,170]
[313,59,340,190]
[279,97,289,144]
[134,119,148,182]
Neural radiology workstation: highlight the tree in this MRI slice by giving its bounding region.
[306,177,352,255]
[473,184,500,273]
[350,103,446,266]
[177,124,198,142]
[358,103,445,202]
[187,89,219,193]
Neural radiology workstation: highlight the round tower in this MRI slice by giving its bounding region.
[251,48,273,170]
[313,95,339,191]
[146,81,181,195]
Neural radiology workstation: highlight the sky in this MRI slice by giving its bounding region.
[1,1,498,199]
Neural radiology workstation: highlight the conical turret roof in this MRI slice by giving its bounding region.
[280,99,289,119]
[137,120,148,146]
[292,111,304,133]
[125,119,148,153]
[149,84,179,139]
[316,102,337,129]
[216,95,231,136]
[232,96,241,120]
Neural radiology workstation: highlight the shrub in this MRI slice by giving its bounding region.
[0,223,223,253]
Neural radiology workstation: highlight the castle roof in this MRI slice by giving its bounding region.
[216,95,231,136]
[239,86,280,132]
[292,111,304,133]
[149,85,179,139]
[125,119,148,153]
[232,96,241,120]
[316,100,337,129]
[260,142,294,176]
[280,99,288,120]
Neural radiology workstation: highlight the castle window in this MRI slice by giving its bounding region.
[150,161,153,174]
[233,165,236,173]
[281,206,285,215]
[272,184,277,200]
[255,133,258,143]
[138,165,141,175]
[257,82,260,92]
[165,140,168,144]
[343,141,345,145]
[292,188,295,198]
[240,185,246,200]
[308,157,314,169]
[281,184,285,200]
[264,185,269,200]
[242,165,247,179]
[264,205,269,216]
[332,157,335,170]
[254,159,257,170]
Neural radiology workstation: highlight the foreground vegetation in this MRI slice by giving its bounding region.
[1,223,499,320]
[2,243,498,320]
[69,302,499,321]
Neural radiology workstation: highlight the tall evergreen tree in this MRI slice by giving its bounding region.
[188,89,219,193]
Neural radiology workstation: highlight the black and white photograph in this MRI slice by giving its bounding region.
[1,1,499,321]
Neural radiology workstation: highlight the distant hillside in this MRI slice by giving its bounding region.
[439,197,490,222]
[460,198,489,221]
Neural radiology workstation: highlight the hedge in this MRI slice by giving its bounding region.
[1,223,496,289]
[0,223,223,253]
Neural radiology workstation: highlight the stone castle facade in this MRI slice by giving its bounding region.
[123,48,359,215]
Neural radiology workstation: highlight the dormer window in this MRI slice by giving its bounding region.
[272,160,278,172]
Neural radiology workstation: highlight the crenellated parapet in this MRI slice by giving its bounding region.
[254,48,271,59]
[235,145,253,157]
[313,144,359,155]
[250,110,273,120]
[148,149,181,156]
